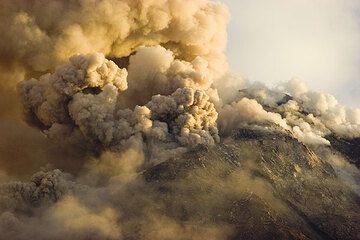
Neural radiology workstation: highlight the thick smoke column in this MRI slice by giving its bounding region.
[7,0,359,150]
[0,0,230,181]
[18,49,220,153]
[1,0,360,239]
[0,0,229,76]
[18,47,360,151]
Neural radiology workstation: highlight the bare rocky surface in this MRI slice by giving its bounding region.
[143,128,360,240]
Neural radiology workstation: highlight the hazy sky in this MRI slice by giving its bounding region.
[220,0,360,107]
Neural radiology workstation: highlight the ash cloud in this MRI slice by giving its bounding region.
[18,50,220,157]
[0,0,360,239]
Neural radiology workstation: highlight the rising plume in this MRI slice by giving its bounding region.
[0,0,360,239]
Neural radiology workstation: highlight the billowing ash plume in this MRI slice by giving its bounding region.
[17,46,359,152]
[0,170,76,213]
[7,0,358,151]
[1,0,360,239]
[216,78,360,146]
[0,0,228,77]
[18,49,219,153]
[0,0,230,177]
[283,78,360,138]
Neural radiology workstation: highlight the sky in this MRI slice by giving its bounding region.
[219,0,360,107]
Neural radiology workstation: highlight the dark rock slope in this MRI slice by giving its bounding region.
[143,129,360,240]
[326,135,360,168]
